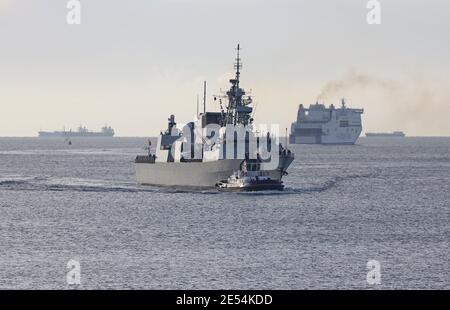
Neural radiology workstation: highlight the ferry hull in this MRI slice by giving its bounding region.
[290,128,362,145]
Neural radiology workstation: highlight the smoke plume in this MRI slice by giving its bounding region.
[315,71,450,136]
[317,71,398,100]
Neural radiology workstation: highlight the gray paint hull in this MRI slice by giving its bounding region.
[135,158,293,187]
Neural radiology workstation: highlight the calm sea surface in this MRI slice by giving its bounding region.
[0,137,448,289]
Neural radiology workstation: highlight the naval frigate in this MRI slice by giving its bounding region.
[289,100,364,145]
[135,45,294,187]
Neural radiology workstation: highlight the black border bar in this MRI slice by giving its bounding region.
[0,290,449,307]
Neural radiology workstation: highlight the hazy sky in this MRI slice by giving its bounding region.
[1,0,449,136]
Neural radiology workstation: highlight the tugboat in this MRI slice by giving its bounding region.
[215,160,284,191]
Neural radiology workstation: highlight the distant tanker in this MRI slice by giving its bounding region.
[38,125,115,137]
[366,131,405,137]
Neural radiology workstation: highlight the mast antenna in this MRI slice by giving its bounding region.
[196,94,199,117]
[234,44,242,86]
[203,81,207,114]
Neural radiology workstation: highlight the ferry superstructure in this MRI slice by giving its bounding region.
[289,100,363,145]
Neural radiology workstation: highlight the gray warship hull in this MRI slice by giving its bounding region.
[135,157,293,188]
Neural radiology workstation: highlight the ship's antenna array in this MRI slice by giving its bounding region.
[203,81,207,114]
[234,44,242,87]
[252,101,258,118]
[196,94,199,117]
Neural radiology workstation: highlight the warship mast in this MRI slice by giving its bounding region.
[224,44,253,126]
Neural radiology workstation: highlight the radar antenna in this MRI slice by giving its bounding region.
[221,44,254,126]
[234,44,242,87]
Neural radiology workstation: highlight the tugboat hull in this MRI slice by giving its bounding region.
[215,181,284,192]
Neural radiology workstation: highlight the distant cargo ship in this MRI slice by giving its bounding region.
[366,131,405,137]
[289,99,364,145]
[38,125,115,137]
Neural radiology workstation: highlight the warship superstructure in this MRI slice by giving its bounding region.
[38,125,114,137]
[135,45,294,188]
[289,100,363,144]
